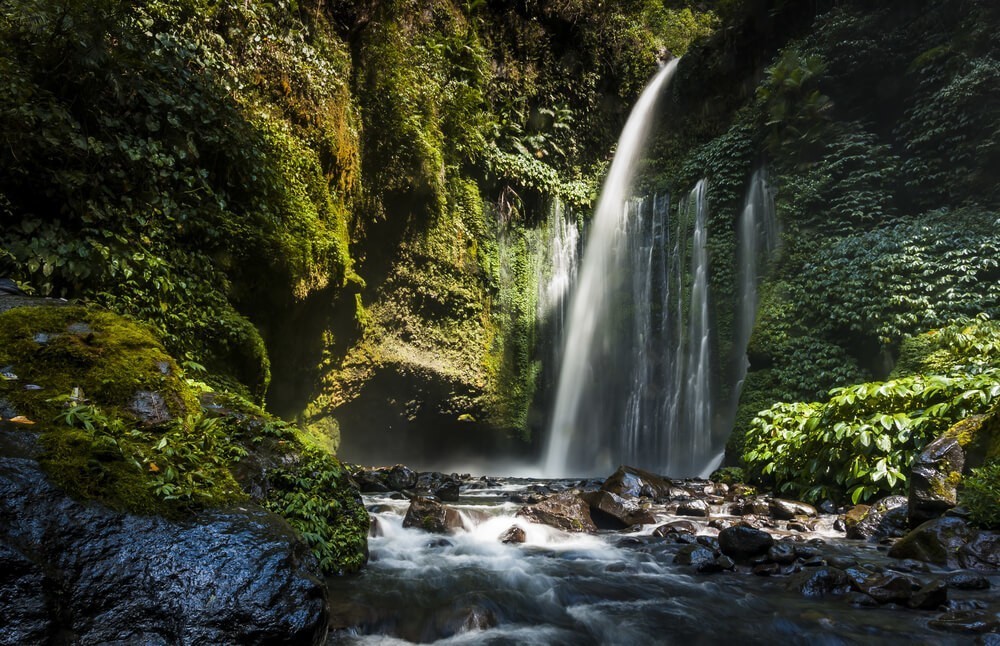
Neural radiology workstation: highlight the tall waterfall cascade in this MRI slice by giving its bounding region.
[732,168,779,406]
[542,57,779,477]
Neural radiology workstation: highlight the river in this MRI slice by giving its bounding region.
[326,476,999,645]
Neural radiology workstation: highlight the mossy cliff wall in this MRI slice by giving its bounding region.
[1,0,722,462]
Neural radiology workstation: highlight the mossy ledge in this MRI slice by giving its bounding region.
[0,303,368,575]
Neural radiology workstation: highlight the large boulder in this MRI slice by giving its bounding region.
[769,498,818,520]
[517,492,597,533]
[887,516,1000,570]
[0,447,328,645]
[582,490,656,529]
[600,465,673,501]
[718,525,774,560]
[908,435,964,526]
[402,497,465,534]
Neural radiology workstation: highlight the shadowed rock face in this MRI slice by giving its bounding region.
[0,431,329,645]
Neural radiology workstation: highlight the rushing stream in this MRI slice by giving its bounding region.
[327,477,999,645]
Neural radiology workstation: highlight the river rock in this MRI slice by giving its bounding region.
[929,610,1000,634]
[718,525,774,560]
[959,531,1000,570]
[673,544,715,568]
[583,490,655,529]
[414,471,460,501]
[353,468,391,493]
[403,497,465,534]
[387,464,418,491]
[676,499,711,518]
[909,435,964,526]
[887,516,978,568]
[770,498,818,520]
[845,496,909,540]
[653,520,698,537]
[945,572,990,590]
[908,579,948,610]
[0,453,328,644]
[499,525,526,544]
[855,571,919,605]
[517,492,597,533]
[767,542,797,565]
[790,566,850,598]
[600,465,673,500]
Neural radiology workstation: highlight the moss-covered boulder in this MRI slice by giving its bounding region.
[0,302,368,575]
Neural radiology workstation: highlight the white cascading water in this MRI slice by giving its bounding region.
[543,60,686,476]
[535,199,580,357]
[733,168,778,394]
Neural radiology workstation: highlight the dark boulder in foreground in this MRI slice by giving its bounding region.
[0,435,328,645]
[718,525,774,560]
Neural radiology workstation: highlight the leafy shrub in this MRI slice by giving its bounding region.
[959,460,1000,529]
[743,371,1000,504]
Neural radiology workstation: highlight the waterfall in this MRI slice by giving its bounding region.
[543,60,681,477]
[733,168,778,391]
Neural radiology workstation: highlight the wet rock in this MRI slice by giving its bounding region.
[499,525,526,544]
[908,579,948,610]
[718,525,774,561]
[846,496,909,541]
[600,465,673,500]
[770,498,818,520]
[353,469,390,492]
[425,538,454,549]
[369,517,383,538]
[697,536,720,551]
[833,518,847,533]
[909,435,965,526]
[676,499,711,518]
[517,492,596,533]
[929,610,1000,634]
[888,516,974,568]
[403,497,465,534]
[959,531,1000,570]
[387,465,418,491]
[583,490,655,529]
[708,518,735,531]
[787,520,814,532]
[714,555,736,571]
[673,544,716,568]
[790,567,850,598]
[416,472,460,502]
[767,542,797,565]
[0,456,328,643]
[128,390,172,426]
[653,520,698,537]
[844,505,869,535]
[753,562,781,576]
[856,572,918,605]
[945,572,990,590]
[0,541,52,644]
